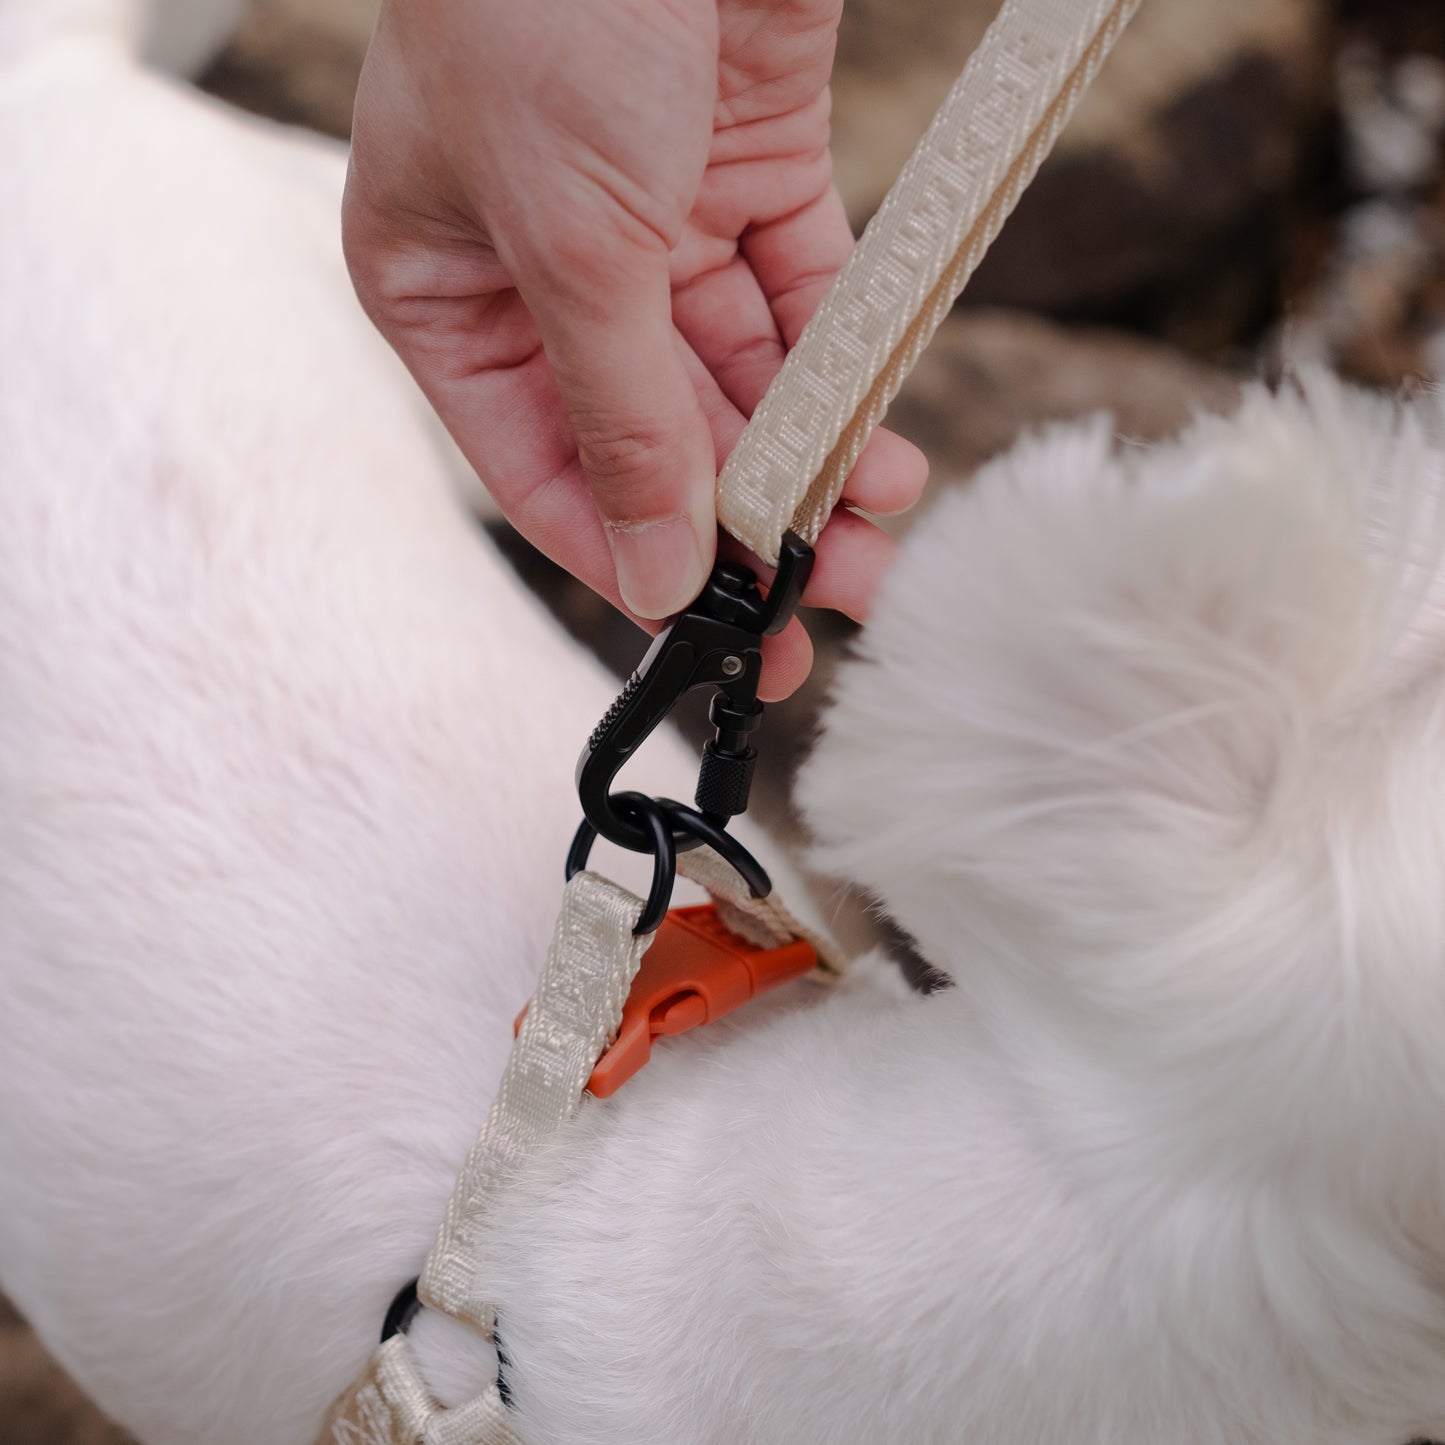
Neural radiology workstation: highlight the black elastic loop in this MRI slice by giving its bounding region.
[381,1277,421,1343]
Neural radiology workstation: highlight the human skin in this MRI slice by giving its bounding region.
[342,0,930,698]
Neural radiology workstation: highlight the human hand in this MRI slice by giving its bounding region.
[343,0,928,698]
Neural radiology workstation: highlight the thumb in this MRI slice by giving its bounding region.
[518,244,717,620]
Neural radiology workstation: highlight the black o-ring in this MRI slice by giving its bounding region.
[567,792,677,935]
[654,799,772,901]
[381,1277,421,1343]
[566,790,773,934]
[565,817,598,882]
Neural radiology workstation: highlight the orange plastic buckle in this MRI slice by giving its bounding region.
[516,904,816,1099]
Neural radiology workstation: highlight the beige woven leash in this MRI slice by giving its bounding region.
[718,0,1141,566]
[322,0,1140,1439]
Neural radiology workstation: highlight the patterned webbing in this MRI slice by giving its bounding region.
[715,0,1142,564]
[319,859,842,1444]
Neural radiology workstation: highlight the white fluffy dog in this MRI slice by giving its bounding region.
[5,2,1445,1444]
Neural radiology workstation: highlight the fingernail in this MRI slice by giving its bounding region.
[607,515,710,619]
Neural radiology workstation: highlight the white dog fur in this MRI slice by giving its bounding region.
[6,2,1445,1443]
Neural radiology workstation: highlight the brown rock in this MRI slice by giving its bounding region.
[1278,28,1445,390]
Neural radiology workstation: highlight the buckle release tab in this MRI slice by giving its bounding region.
[515,905,816,1098]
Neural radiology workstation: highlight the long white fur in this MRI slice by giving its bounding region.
[6,2,1445,1443]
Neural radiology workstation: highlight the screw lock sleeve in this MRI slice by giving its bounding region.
[695,744,757,821]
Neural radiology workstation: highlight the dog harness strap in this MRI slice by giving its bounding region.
[321,872,650,1445]
[675,846,847,980]
[421,871,651,1328]
[714,0,1141,566]
[320,1336,514,1445]
[320,858,837,1445]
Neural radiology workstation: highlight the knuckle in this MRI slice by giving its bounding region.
[527,225,614,286]
[574,420,677,508]
[526,233,659,316]
[339,190,399,316]
[724,333,784,371]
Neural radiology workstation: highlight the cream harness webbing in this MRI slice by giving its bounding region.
[323,0,1140,1439]
[324,855,843,1445]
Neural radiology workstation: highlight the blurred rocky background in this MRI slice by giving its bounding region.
[9,0,1445,1438]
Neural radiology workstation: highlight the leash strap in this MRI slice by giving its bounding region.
[716,0,1141,565]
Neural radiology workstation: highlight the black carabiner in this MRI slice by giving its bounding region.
[568,530,812,933]
[575,532,814,856]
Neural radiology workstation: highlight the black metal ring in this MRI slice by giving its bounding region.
[381,1277,421,1343]
[566,789,773,934]
[567,792,678,935]
[565,817,599,882]
[654,799,772,900]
